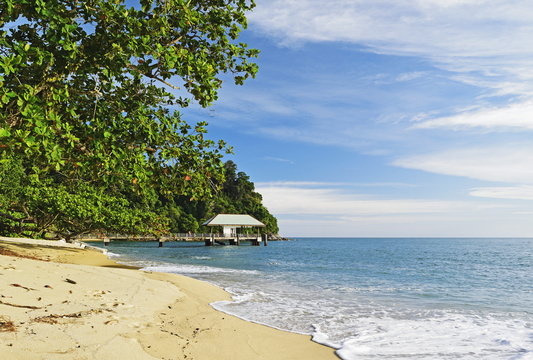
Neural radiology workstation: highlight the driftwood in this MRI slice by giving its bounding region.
[10,283,35,291]
[0,300,42,310]
[32,309,105,324]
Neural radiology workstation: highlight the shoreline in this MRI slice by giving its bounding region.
[0,237,337,359]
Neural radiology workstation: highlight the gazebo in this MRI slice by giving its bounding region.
[202,214,266,246]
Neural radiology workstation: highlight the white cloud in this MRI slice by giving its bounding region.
[255,182,533,237]
[470,185,533,200]
[256,184,478,216]
[250,1,533,59]
[394,146,533,183]
[217,89,297,117]
[395,71,428,82]
[250,0,533,97]
[276,213,533,237]
[256,181,416,188]
[262,156,295,164]
[414,101,533,130]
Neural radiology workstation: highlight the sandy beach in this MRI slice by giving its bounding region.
[0,238,337,360]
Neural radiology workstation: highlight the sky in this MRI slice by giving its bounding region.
[185,0,533,237]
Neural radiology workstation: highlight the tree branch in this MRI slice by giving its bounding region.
[0,211,33,223]
[167,36,183,47]
[127,64,180,90]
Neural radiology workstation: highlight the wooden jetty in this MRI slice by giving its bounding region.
[76,232,271,246]
[75,214,280,247]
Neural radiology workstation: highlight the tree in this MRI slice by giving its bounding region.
[0,0,259,237]
[174,160,279,234]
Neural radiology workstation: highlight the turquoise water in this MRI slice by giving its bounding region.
[89,238,533,359]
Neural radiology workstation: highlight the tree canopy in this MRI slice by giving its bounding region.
[165,160,279,234]
[0,0,276,239]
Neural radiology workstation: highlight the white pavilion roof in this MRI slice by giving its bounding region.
[203,214,265,227]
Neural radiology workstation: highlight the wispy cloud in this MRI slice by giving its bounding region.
[362,71,430,85]
[256,184,483,216]
[414,101,533,130]
[470,185,533,200]
[256,181,417,188]
[250,1,533,73]
[393,146,533,183]
[255,182,529,237]
[262,156,295,164]
[249,0,533,140]
[395,71,428,82]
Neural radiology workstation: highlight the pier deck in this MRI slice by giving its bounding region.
[75,233,277,246]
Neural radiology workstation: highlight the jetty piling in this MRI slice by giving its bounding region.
[205,236,214,246]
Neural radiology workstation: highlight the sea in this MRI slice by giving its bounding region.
[88,237,533,360]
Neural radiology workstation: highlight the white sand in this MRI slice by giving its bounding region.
[0,239,337,359]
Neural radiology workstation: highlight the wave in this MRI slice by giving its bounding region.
[141,263,260,275]
[191,256,212,260]
[207,283,533,360]
[105,251,121,258]
[335,312,532,360]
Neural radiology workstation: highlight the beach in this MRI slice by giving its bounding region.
[0,237,337,360]
[92,237,531,360]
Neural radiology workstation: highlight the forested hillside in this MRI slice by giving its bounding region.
[162,161,278,234]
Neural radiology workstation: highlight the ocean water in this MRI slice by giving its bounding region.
[89,238,533,359]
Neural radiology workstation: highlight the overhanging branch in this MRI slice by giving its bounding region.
[127,64,181,90]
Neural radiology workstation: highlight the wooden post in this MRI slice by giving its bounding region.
[158,238,163,247]
[262,233,268,246]
[103,237,110,247]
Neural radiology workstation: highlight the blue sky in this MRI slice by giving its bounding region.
[185,0,533,237]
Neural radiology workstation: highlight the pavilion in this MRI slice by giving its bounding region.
[202,214,266,246]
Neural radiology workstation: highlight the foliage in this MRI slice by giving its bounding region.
[214,160,278,233]
[0,0,262,237]
[0,156,164,239]
[170,161,279,234]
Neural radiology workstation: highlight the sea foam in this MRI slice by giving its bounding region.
[141,263,259,275]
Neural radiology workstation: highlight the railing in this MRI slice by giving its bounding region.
[74,233,265,241]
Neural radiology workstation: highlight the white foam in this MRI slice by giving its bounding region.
[334,313,533,360]
[204,280,533,360]
[210,299,316,337]
[191,256,212,260]
[141,264,259,275]
[311,324,341,349]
